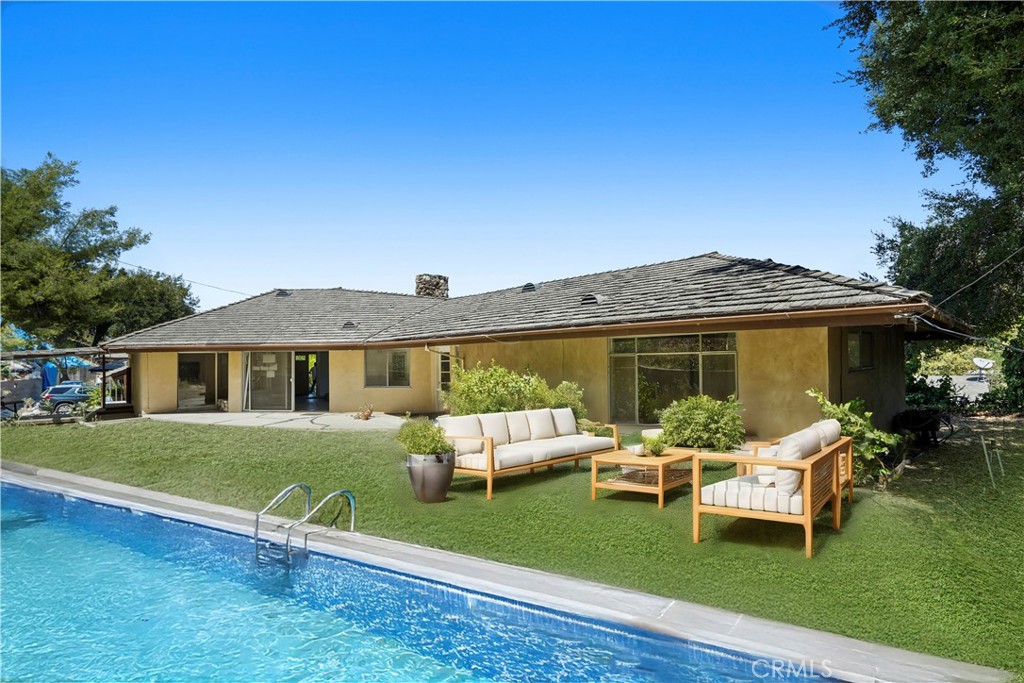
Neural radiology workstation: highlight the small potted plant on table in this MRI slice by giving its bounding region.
[397,418,456,503]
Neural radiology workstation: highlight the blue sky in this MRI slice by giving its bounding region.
[2,2,961,311]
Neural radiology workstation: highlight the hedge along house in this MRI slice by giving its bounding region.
[103,252,961,438]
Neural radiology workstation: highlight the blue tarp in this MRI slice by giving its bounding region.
[40,362,59,390]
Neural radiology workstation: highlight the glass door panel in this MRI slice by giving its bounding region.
[243,351,293,411]
[637,354,699,423]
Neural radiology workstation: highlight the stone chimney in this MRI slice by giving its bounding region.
[415,274,449,299]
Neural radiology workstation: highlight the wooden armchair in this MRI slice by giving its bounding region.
[692,436,851,559]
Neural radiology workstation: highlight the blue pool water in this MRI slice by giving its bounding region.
[1,483,832,682]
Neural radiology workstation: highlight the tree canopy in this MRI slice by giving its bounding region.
[1,154,198,346]
[832,1,1024,334]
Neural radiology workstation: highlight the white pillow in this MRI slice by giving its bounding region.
[505,411,532,443]
[774,428,822,495]
[551,408,578,437]
[478,412,510,447]
[753,444,778,477]
[525,409,556,440]
[812,419,842,448]
[436,415,483,456]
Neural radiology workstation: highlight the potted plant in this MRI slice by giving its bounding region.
[396,418,456,503]
[641,434,667,456]
[659,395,745,452]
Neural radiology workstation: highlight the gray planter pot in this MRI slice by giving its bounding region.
[407,452,455,503]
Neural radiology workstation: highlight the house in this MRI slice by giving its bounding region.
[103,252,961,437]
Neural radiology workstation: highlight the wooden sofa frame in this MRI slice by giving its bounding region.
[446,424,619,500]
[692,436,852,558]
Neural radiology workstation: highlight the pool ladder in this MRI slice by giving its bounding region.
[254,483,356,562]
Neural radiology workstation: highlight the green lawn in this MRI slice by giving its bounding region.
[2,417,1022,677]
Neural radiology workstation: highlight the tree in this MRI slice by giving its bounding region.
[832,2,1024,334]
[1,154,197,346]
[96,268,199,342]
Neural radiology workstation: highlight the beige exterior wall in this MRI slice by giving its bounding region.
[460,338,610,422]
[837,326,906,429]
[227,352,243,412]
[736,328,832,438]
[131,351,179,414]
[328,348,438,414]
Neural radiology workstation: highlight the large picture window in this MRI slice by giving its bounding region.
[609,333,737,423]
[365,350,410,387]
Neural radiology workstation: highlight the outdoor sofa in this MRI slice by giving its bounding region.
[437,408,619,500]
[692,419,852,558]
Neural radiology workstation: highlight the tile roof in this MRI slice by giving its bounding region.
[105,252,931,349]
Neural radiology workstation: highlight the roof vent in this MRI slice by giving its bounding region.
[580,294,608,306]
[342,321,359,329]
[521,282,541,293]
[275,290,292,297]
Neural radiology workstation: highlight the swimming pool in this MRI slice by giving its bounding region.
[1,482,832,682]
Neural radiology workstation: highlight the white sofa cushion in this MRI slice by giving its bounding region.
[700,475,803,514]
[752,444,779,477]
[506,411,532,443]
[640,428,664,439]
[479,412,510,447]
[498,440,576,464]
[436,415,483,456]
[456,448,534,471]
[774,428,823,495]
[551,408,578,437]
[554,434,616,455]
[525,409,557,440]
[812,419,842,448]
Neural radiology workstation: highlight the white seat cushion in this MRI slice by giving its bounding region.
[552,434,616,455]
[775,428,823,495]
[551,407,578,437]
[505,411,532,443]
[700,475,803,515]
[498,440,576,464]
[456,447,535,471]
[436,415,483,456]
[478,412,510,447]
[525,409,557,440]
[640,428,664,439]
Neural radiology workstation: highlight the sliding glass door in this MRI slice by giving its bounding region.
[242,351,293,411]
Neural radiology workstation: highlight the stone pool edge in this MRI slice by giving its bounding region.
[1,461,1009,683]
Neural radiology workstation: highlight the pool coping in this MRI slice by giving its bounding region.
[1,461,1010,683]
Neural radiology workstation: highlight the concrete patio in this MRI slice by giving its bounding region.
[145,410,404,431]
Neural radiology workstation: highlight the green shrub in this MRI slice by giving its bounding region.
[916,341,999,377]
[1000,325,1024,412]
[658,395,745,451]
[396,418,453,456]
[905,372,963,411]
[443,362,588,418]
[806,388,907,482]
[576,418,613,438]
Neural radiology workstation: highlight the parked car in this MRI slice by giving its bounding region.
[40,385,94,414]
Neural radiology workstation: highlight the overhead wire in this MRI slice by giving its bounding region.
[933,244,1024,309]
[114,259,255,298]
[909,314,1024,353]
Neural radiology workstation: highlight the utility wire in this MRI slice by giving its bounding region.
[933,244,1024,308]
[910,314,1024,353]
[115,259,255,298]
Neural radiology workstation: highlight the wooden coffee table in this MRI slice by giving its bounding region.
[591,448,696,508]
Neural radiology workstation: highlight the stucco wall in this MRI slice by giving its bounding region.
[460,338,610,423]
[132,351,178,414]
[736,328,831,438]
[227,352,243,412]
[837,326,906,429]
[328,348,438,414]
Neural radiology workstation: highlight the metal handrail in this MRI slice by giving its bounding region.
[283,489,356,555]
[254,483,312,544]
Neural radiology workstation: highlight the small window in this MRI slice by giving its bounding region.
[848,331,874,371]
[366,350,411,387]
